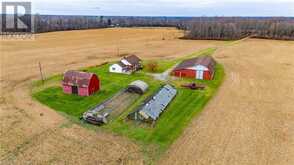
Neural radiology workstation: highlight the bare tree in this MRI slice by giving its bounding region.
[146,61,159,72]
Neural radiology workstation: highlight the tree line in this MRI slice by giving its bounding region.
[184,18,294,40]
[33,15,188,33]
[34,15,109,33]
[3,15,293,40]
[34,15,294,40]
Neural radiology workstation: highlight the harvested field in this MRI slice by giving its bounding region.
[2,27,293,165]
[161,39,294,165]
[0,28,222,164]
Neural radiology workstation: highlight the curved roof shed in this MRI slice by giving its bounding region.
[127,80,149,94]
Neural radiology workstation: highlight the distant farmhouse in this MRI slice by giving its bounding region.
[109,55,142,74]
[172,56,216,80]
[128,84,177,123]
[62,71,100,96]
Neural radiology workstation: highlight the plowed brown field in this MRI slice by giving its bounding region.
[0,28,223,164]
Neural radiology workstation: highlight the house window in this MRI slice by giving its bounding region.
[112,67,116,70]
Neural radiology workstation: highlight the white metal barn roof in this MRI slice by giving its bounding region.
[139,84,177,120]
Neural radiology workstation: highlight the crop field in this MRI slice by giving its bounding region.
[1,28,294,165]
[0,28,224,164]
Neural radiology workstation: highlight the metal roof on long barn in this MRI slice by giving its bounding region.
[173,56,216,71]
[139,84,177,120]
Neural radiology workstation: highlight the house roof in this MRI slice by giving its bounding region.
[117,61,127,68]
[139,85,177,121]
[173,56,216,72]
[63,70,96,88]
[123,55,141,65]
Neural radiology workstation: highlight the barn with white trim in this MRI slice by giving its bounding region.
[172,56,216,80]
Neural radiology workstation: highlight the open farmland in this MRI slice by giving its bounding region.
[1,28,294,165]
[0,28,223,164]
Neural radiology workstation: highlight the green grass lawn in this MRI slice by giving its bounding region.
[103,64,224,150]
[33,64,162,118]
[32,48,224,163]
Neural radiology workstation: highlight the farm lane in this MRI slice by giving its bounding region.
[0,28,222,164]
[161,39,294,165]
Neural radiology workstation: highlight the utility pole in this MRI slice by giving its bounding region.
[116,38,120,57]
[117,44,120,57]
[38,62,44,83]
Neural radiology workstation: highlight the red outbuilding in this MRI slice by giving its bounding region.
[62,71,100,96]
[172,56,216,80]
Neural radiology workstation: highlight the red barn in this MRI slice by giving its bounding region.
[62,71,100,96]
[172,56,216,80]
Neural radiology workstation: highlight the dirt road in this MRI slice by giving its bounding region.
[0,28,221,164]
[161,39,294,165]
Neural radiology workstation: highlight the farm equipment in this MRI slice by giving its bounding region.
[82,103,110,125]
[181,83,206,90]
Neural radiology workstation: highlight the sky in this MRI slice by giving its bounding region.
[1,0,294,16]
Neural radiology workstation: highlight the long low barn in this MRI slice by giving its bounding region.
[128,84,177,123]
[172,56,216,80]
[83,80,149,125]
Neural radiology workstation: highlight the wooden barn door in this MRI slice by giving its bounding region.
[72,86,78,94]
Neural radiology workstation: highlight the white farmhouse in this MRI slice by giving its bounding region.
[109,55,142,74]
[109,62,129,74]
